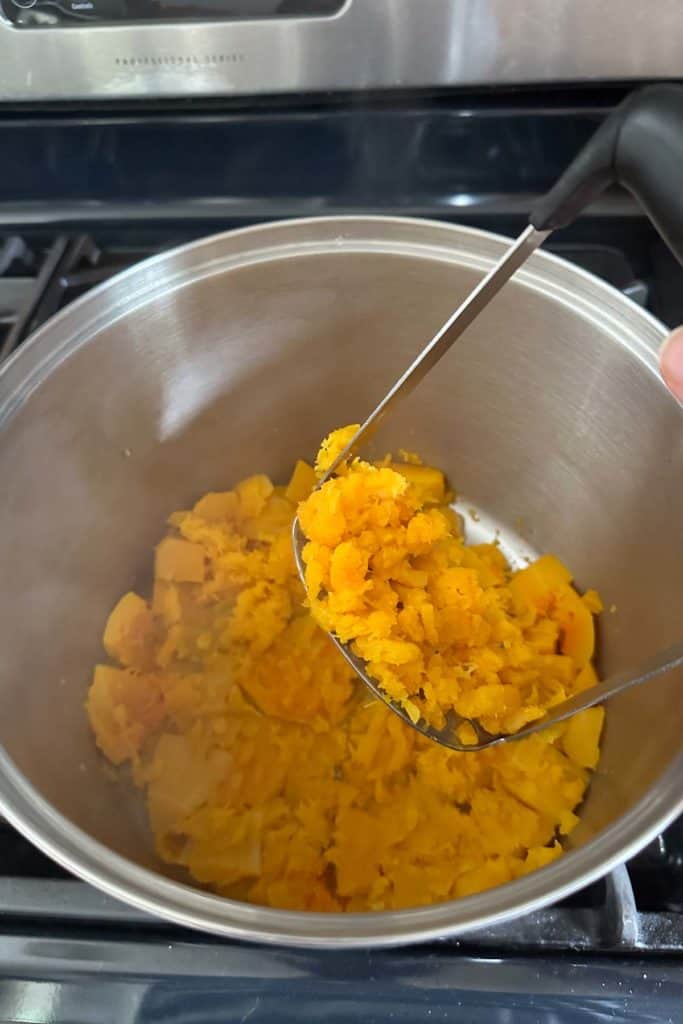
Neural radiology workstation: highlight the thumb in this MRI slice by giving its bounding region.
[660,328,683,401]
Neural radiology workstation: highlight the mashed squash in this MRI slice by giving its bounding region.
[300,428,603,736]
[86,432,604,912]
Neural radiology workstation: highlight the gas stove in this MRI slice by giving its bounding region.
[0,87,682,1022]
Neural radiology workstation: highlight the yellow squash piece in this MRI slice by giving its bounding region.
[285,460,317,504]
[155,536,206,583]
[389,463,446,504]
[556,586,595,666]
[103,592,156,668]
[561,706,605,769]
[87,664,164,765]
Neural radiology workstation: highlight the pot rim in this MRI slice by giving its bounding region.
[0,215,680,947]
[1,740,681,948]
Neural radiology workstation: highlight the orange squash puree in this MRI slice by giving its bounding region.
[86,431,604,912]
[300,427,603,736]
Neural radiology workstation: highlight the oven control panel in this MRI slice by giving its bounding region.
[0,0,341,25]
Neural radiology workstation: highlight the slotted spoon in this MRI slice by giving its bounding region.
[292,85,683,750]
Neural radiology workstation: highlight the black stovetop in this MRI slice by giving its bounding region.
[0,87,681,1024]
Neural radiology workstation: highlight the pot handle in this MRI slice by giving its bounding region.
[530,84,683,266]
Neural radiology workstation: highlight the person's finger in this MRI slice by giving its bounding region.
[660,327,683,401]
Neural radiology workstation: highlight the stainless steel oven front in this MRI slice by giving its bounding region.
[1,0,683,103]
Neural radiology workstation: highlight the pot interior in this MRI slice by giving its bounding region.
[0,219,680,900]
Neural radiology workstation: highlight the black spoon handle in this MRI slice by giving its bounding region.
[531,84,683,266]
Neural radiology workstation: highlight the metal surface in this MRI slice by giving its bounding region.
[2,0,683,102]
[0,869,655,950]
[1,857,681,953]
[0,216,681,947]
[315,225,550,478]
[0,934,681,1024]
[0,872,681,1023]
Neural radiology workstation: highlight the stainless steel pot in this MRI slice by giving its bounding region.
[0,216,680,947]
